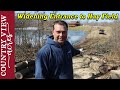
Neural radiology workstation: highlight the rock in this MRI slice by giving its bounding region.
[91,56,100,61]
[110,70,120,79]
[81,58,91,68]
[83,55,92,59]
[74,68,95,79]
[89,62,103,71]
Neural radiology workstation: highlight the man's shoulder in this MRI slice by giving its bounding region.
[36,45,51,58]
[65,41,72,47]
[38,44,51,54]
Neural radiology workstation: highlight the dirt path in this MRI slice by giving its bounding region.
[72,25,113,47]
[86,26,112,42]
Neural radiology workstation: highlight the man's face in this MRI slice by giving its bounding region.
[52,24,67,45]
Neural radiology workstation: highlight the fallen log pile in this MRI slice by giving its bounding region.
[15,60,35,79]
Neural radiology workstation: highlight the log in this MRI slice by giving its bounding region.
[99,65,108,74]
[15,65,35,79]
[24,66,35,78]
[15,67,30,79]
[28,66,35,72]
[15,61,28,72]
[15,72,24,79]
[28,60,35,66]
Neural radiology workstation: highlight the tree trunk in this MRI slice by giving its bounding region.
[15,61,28,72]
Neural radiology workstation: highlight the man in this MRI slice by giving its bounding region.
[35,20,83,79]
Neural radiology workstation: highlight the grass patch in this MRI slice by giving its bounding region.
[68,25,95,33]
[68,26,85,30]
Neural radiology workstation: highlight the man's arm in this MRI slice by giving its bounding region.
[69,42,84,57]
[35,50,49,79]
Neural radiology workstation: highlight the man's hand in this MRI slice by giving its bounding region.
[79,48,84,53]
[79,48,84,56]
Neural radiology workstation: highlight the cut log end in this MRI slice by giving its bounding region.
[15,72,23,79]
[99,65,108,74]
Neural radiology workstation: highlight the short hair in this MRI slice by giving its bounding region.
[53,20,68,30]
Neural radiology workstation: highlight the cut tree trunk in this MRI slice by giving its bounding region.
[15,67,31,79]
[15,61,28,72]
